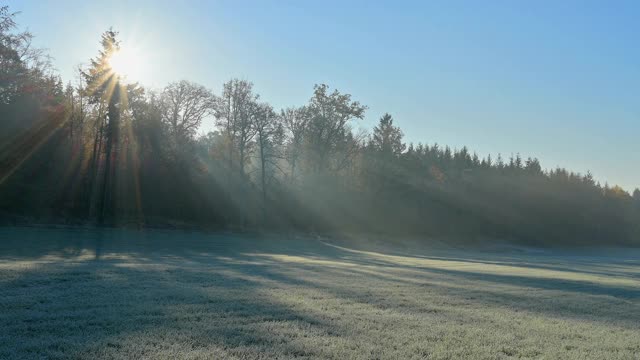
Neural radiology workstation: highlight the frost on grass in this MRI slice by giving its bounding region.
[0,228,639,359]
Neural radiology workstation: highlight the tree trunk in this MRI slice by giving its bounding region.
[260,137,267,223]
[87,113,104,217]
[99,89,120,225]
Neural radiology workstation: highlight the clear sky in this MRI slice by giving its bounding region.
[13,0,639,191]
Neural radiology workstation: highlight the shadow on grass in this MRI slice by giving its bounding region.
[1,226,639,359]
[0,233,343,358]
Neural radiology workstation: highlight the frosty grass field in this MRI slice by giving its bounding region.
[1,227,639,359]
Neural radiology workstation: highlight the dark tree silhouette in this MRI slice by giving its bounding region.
[81,29,122,224]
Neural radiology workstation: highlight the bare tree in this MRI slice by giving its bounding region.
[281,106,309,183]
[253,103,283,207]
[160,80,213,148]
[212,79,258,177]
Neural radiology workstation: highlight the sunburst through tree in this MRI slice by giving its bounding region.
[81,29,137,224]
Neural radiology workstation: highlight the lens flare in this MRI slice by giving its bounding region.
[109,48,142,82]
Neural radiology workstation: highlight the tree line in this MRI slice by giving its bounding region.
[1,10,639,246]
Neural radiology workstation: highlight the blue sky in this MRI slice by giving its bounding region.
[14,0,640,191]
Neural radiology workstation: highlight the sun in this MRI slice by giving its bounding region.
[109,47,142,82]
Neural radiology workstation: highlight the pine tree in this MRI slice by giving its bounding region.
[371,113,405,157]
[82,29,123,224]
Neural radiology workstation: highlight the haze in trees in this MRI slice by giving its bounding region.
[0,6,639,247]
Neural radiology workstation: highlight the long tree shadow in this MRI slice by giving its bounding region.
[320,238,640,279]
[0,247,343,359]
[215,242,640,330]
[311,241,640,299]
[390,253,640,279]
[301,262,640,328]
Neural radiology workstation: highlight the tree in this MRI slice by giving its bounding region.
[304,84,366,173]
[281,106,309,183]
[82,29,122,223]
[525,157,542,175]
[371,113,405,157]
[0,6,26,106]
[160,80,213,151]
[1,5,57,132]
[367,113,406,191]
[253,103,283,211]
[0,6,53,106]
[82,30,120,106]
[212,79,259,177]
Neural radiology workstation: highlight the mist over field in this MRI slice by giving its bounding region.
[2,2,640,359]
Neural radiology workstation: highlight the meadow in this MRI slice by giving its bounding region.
[1,227,639,359]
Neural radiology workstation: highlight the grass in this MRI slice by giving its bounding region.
[0,227,639,359]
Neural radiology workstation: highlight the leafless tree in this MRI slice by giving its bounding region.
[281,106,309,183]
[160,80,214,147]
[212,79,258,177]
[253,103,284,205]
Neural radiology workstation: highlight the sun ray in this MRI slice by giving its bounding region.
[108,47,142,82]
